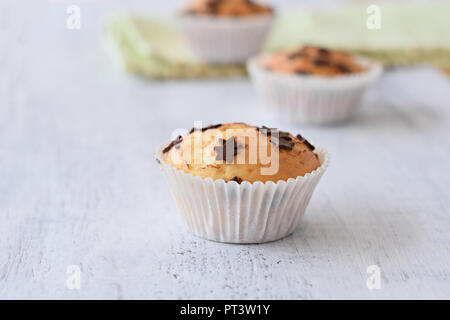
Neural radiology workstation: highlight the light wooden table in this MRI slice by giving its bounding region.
[1,1,449,299]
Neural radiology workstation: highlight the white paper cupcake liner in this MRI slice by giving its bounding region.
[155,143,329,244]
[247,55,383,124]
[177,14,274,64]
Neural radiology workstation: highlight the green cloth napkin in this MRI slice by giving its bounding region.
[103,16,247,79]
[103,4,450,79]
[267,3,450,73]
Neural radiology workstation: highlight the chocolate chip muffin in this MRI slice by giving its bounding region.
[183,0,273,17]
[247,46,382,124]
[162,123,320,183]
[261,45,366,77]
[178,0,274,64]
[156,122,329,243]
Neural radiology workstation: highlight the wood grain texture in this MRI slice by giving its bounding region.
[0,0,449,299]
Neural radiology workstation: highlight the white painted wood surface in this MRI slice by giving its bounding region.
[1,1,450,299]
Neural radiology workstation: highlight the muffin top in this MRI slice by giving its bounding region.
[183,0,273,17]
[261,45,366,77]
[162,123,320,183]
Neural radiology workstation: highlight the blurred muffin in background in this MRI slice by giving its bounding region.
[262,46,366,76]
[247,45,382,124]
[178,0,274,64]
[183,0,272,17]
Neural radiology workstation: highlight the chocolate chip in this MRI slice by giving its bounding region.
[257,126,297,150]
[258,127,291,140]
[214,137,242,163]
[155,158,161,164]
[257,126,276,136]
[296,134,315,151]
[229,176,243,184]
[280,136,292,141]
[336,64,350,73]
[162,135,183,153]
[259,128,295,151]
[189,123,222,134]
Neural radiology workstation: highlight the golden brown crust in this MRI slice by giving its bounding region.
[163,123,321,183]
[261,46,366,77]
[183,0,273,17]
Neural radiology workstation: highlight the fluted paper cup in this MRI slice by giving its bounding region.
[178,14,273,64]
[247,55,382,124]
[155,143,329,243]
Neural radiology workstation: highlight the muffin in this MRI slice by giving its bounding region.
[247,45,383,124]
[178,0,274,64]
[156,122,329,243]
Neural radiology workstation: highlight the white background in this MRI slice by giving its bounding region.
[0,0,449,299]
